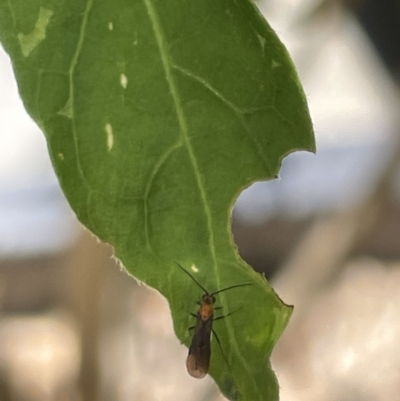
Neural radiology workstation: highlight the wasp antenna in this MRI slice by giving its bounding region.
[174,261,210,295]
[211,282,253,296]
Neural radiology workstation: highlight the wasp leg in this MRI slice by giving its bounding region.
[212,328,231,370]
[214,305,242,322]
[187,312,197,334]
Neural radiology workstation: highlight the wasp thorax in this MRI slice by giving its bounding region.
[202,294,215,304]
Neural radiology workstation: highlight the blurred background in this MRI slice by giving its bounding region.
[1,0,400,400]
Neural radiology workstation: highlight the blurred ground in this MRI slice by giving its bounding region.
[1,0,400,400]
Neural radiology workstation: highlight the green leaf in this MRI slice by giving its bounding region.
[0,0,314,399]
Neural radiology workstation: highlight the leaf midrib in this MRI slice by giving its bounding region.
[143,0,218,267]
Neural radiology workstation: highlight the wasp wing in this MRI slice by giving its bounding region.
[186,313,213,378]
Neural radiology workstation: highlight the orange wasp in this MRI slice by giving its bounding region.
[175,262,252,378]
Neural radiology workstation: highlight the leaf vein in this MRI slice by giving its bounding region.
[68,0,94,189]
[173,63,272,173]
[173,64,270,115]
[143,142,182,251]
[5,0,17,31]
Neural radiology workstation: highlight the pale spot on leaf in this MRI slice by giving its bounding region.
[120,73,128,89]
[57,97,72,119]
[190,264,199,273]
[108,22,113,31]
[105,123,114,151]
[17,7,53,57]
[271,60,281,69]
